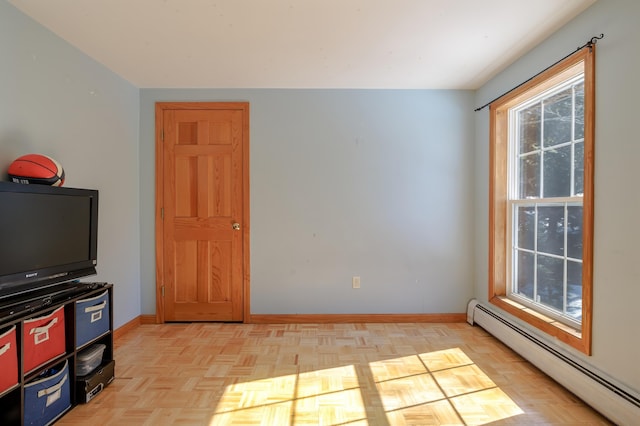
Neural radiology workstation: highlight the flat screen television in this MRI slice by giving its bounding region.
[0,181,98,299]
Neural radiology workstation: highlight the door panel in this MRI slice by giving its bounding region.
[156,103,249,322]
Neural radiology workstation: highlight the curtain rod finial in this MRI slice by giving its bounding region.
[587,33,605,50]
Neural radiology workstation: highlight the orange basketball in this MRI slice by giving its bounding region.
[7,154,65,186]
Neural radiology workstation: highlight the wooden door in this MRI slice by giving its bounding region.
[155,102,249,322]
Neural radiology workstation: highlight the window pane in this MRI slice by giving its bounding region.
[516,206,535,250]
[543,145,571,198]
[574,83,584,140]
[537,206,565,256]
[519,153,540,198]
[574,142,584,196]
[519,103,541,154]
[543,88,572,147]
[537,255,564,311]
[567,205,583,259]
[567,260,582,320]
[516,250,534,299]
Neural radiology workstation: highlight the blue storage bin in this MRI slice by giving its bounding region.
[75,290,110,348]
[24,360,71,426]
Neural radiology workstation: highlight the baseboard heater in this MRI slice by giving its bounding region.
[467,299,640,426]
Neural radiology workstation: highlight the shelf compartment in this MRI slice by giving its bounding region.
[24,359,71,426]
[0,325,18,395]
[23,306,66,374]
[75,290,110,348]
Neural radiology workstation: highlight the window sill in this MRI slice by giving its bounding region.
[489,296,588,353]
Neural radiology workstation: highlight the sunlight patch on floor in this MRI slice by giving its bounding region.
[209,347,524,425]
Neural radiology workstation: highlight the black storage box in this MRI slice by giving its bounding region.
[76,359,115,403]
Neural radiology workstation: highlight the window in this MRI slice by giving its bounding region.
[489,47,595,354]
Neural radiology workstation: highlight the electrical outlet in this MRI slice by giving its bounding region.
[352,276,361,289]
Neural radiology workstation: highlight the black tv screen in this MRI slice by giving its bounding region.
[0,182,98,299]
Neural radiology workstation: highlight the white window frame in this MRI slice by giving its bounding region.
[506,76,585,330]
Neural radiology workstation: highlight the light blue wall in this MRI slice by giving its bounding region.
[475,0,640,393]
[0,2,141,329]
[7,0,636,399]
[140,89,476,315]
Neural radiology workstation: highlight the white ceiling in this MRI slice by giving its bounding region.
[9,0,597,89]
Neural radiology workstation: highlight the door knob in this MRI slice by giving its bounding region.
[232,223,241,230]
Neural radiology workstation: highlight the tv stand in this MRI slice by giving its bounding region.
[0,282,114,425]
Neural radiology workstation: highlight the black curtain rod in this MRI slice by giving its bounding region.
[474,33,604,112]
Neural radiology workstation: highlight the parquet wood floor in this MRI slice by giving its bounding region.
[57,323,613,425]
